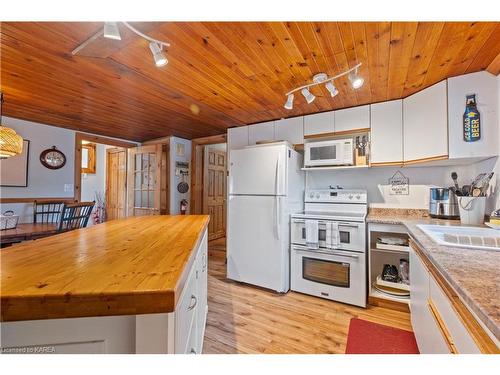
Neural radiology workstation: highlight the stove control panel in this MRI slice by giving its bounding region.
[305,189,367,204]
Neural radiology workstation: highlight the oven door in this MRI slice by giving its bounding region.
[291,219,365,252]
[291,245,366,307]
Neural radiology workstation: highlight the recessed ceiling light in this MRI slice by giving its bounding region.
[149,42,168,67]
[301,88,315,104]
[103,22,121,40]
[284,94,294,110]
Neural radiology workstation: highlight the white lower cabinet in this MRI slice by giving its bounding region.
[410,244,481,354]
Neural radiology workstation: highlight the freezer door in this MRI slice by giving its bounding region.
[229,145,287,195]
[227,195,289,292]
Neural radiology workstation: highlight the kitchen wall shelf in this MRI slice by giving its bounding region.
[301,165,369,171]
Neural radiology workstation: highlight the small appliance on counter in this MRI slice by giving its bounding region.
[429,187,460,219]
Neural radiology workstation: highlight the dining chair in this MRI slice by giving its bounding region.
[33,200,69,224]
[57,201,95,233]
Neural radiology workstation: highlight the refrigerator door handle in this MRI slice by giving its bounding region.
[276,196,281,241]
[275,153,280,196]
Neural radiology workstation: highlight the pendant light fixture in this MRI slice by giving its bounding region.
[0,93,24,159]
[284,63,363,110]
[102,22,171,68]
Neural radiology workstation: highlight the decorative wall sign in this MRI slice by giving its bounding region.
[463,94,481,142]
[389,170,409,196]
[0,139,30,187]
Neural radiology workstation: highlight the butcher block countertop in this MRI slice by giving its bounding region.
[1,215,210,322]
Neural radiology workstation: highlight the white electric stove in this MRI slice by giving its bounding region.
[290,188,367,307]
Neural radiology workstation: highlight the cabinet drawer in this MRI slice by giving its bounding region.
[429,276,480,353]
[175,264,198,353]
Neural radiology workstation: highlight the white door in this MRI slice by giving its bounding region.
[229,145,287,196]
[403,80,448,162]
[304,111,335,136]
[370,100,403,164]
[227,195,289,292]
[334,105,370,132]
[248,121,275,145]
[275,117,304,145]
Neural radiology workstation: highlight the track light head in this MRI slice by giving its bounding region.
[103,22,121,40]
[325,81,339,97]
[284,94,294,110]
[149,42,168,67]
[301,88,315,104]
[349,69,364,89]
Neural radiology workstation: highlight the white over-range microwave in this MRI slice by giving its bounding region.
[304,138,354,167]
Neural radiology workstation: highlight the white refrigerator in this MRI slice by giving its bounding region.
[227,142,304,292]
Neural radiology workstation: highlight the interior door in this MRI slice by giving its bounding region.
[203,146,226,241]
[106,148,127,220]
[229,144,287,196]
[127,145,162,216]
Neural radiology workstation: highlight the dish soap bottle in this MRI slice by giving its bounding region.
[463,94,481,142]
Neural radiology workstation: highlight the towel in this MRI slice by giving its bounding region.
[305,220,319,249]
[330,222,339,249]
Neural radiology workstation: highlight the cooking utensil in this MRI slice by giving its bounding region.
[462,185,471,196]
[451,171,460,192]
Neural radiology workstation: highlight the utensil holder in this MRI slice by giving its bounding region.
[458,197,486,225]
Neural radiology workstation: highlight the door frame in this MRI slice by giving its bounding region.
[74,132,137,202]
[190,134,227,215]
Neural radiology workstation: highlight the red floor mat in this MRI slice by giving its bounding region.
[345,318,419,354]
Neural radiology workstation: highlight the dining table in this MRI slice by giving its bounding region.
[0,223,59,247]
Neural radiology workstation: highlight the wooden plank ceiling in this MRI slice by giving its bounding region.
[1,22,499,142]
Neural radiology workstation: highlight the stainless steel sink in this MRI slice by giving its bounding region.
[417,224,500,252]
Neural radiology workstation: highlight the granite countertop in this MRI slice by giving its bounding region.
[367,208,500,342]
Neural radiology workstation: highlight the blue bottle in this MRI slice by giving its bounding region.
[463,94,480,142]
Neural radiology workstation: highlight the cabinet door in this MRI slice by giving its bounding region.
[370,100,403,164]
[403,80,448,162]
[334,105,370,132]
[410,247,451,354]
[304,111,334,136]
[196,231,208,353]
[275,117,304,144]
[447,71,499,160]
[227,126,248,151]
[248,121,275,145]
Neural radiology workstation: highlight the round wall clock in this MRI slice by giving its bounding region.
[40,146,66,169]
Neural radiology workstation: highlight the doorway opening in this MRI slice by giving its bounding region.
[191,134,227,242]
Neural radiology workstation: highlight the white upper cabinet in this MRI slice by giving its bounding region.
[227,126,249,151]
[403,80,448,162]
[248,121,275,145]
[447,71,499,160]
[275,117,304,145]
[303,111,335,136]
[370,100,403,164]
[334,105,370,132]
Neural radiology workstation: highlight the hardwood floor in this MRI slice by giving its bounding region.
[203,237,413,354]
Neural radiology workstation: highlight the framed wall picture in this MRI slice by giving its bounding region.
[0,139,30,187]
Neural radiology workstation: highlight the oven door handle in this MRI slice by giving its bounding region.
[292,246,359,259]
[338,222,360,228]
[292,219,331,225]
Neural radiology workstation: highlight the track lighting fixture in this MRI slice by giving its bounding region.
[284,63,363,109]
[284,94,294,110]
[325,81,339,97]
[348,69,364,89]
[101,22,171,68]
[149,42,168,67]
[103,22,121,40]
[301,88,315,104]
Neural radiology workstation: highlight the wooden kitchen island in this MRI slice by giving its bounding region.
[0,215,209,354]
